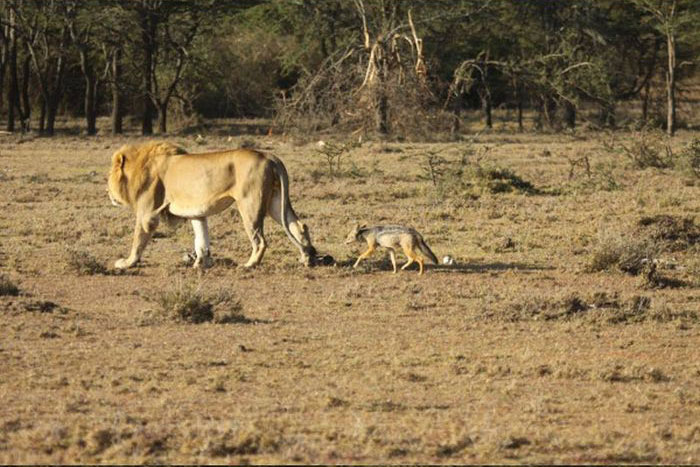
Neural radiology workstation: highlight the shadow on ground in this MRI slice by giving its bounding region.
[332,257,552,274]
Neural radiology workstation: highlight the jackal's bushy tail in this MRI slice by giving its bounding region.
[418,238,438,264]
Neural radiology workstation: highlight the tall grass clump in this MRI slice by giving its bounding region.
[0,274,20,296]
[674,138,700,178]
[421,145,538,199]
[618,128,672,169]
[65,250,108,276]
[150,282,247,324]
[587,215,698,276]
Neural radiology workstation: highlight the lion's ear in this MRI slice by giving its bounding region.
[359,223,367,230]
[299,222,307,234]
[117,153,126,171]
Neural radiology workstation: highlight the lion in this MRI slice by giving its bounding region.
[107,141,317,269]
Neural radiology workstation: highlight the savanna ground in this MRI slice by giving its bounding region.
[1,118,700,464]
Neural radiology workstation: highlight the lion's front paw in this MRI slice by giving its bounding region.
[114,258,133,269]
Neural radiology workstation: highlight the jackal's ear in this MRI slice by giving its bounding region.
[299,222,307,234]
[359,223,367,230]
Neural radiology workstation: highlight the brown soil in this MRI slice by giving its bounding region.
[1,129,699,464]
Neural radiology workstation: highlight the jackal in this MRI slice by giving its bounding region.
[345,224,438,275]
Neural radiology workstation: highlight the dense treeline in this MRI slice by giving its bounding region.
[0,0,697,137]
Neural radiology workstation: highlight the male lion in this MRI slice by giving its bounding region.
[107,141,316,269]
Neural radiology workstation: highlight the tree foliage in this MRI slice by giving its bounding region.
[0,0,698,136]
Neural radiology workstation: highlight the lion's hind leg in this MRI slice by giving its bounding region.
[239,200,267,268]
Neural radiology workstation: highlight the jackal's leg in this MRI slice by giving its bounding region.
[388,249,397,273]
[401,245,420,272]
[417,257,425,275]
[353,245,375,268]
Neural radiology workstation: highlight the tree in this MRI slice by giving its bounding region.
[631,0,698,136]
[64,0,112,135]
[9,0,70,135]
[268,0,488,136]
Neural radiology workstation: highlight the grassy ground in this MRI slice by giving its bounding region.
[1,127,700,464]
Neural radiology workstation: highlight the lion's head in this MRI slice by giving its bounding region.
[107,141,187,208]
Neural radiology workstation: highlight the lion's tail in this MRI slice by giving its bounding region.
[268,154,310,255]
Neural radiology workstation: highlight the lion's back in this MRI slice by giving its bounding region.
[162,148,275,215]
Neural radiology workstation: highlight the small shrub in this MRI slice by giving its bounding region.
[26,173,50,184]
[471,165,537,194]
[66,250,108,276]
[421,151,451,187]
[637,215,699,252]
[586,215,697,276]
[566,160,620,193]
[202,422,283,457]
[315,140,360,178]
[618,129,672,169]
[0,274,20,296]
[151,283,245,324]
[421,146,538,198]
[674,138,700,178]
[587,235,657,275]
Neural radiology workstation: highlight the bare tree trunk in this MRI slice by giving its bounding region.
[514,80,523,132]
[85,75,97,135]
[46,99,58,135]
[544,97,557,129]
[19,52,30,131]
[374,55,388,135]
[480,90,492,129]
[6,6,17,132]
[76,46,97,135]
[157,101,167,134]
[665,30,676,136]
[641,79,650,124]
[140,7,157,135]
[600,103,616,128]
[563,100,576,129]
[451,110,460,135]
[44,28,69,136]
[375,91,388,134]
[111,48,123,134]
[39,97,45,132]
[0,18,7,113]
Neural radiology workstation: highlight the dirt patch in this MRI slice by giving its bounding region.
[1,133,699,464]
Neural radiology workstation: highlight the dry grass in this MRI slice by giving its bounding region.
[0,274,20,296]
[1,125,699,464]
[65,250,109,276]
[145,281,249,325]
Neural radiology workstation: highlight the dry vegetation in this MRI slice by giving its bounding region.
[1,122,700,464]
